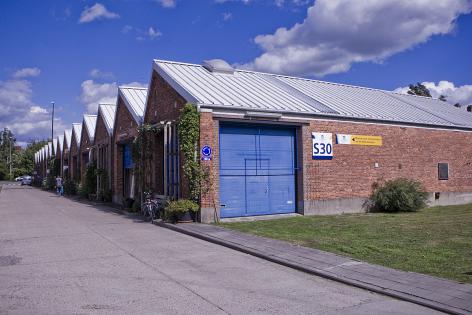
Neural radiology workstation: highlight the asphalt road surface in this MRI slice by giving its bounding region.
[0,184,442,314]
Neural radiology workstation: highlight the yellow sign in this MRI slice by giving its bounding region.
[350,135,382,146]
[336,134,383,146]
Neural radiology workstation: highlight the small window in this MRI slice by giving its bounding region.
[438,163,449,180]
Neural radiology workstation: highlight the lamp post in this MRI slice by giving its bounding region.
[9,136,12,179]
[51,101,55,143]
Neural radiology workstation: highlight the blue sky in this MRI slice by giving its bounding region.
[1,0,472,144]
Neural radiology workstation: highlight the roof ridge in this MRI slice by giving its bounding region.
[155,59,447,102]
[118,85,148,90]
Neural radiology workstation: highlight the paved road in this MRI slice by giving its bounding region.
[0,186,442,314]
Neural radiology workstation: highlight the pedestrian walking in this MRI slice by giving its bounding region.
[56,176,63,196]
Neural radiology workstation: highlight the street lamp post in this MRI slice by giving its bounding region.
[51,101,55,143]
[9,136,12,179]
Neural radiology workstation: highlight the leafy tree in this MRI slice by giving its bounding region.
[12,140,47,177]
[454,103,461,108]
[439,95,447,102]
[0,128,16,180]
[407,83,431,97]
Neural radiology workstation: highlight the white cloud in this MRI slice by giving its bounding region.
[148,27,162,39]
[90,68,115,80]
[79,3,119,24]
[30,106,48,114]
[79,80,147,113]
[12,67,41,78]
[242,0,472,77]
[79,80,117,113]
[0,78,66,142]
[122,25,133,34]
[394,81,472,107]
[122,25,163,41]
[156,0,176,8]
[222,12,233,21]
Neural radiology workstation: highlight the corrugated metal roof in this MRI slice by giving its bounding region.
[64,129,72,149]
[118,86,148,124]
[47,142,52,158]
[98,103,117,136]
[153,60,472,130]
[72,123,82,147]
[52,138,58,155]
[83,114,97,141]
[58,135,64,152]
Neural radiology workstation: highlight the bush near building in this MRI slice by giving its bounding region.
[369,178,428,213]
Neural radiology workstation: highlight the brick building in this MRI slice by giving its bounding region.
[94,104,116,198]
[69,123,82,183]
[143,59,472,222]
[62,129,72,179]
[79,114,97,183]
[112,86,148,204]
[56,135,64,162]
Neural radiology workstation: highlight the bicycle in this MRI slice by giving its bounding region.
[141,191,165,222]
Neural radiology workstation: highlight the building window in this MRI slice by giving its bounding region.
[438,163,449,180]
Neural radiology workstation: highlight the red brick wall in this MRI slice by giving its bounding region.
[79,125,91,184]
[112,97,138,202]
[302,120,472,200]
[144,70,188,197]
[94,115,109,146]
[198,116,472,219]
[94,114,113,191]
[199,112,219,211]
[69,132,79,182]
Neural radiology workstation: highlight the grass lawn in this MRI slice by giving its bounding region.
[220,204,472,283]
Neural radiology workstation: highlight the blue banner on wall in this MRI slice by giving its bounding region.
[123,144,134,169]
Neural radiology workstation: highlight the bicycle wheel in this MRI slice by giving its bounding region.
[149,203,158,221]
[141,202,148,218]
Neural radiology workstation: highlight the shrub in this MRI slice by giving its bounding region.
[63,179,77,195]
[82,161,97,197]
[164,199,199,221]
[369,178,428,213]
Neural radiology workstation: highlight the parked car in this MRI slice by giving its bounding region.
[15,176,23,181]
[21,176,32,186]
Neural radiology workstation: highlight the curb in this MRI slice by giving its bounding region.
[156,221,468,315]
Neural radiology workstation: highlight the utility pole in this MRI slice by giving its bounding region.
[51,101,55,144]
[9,136,12,179]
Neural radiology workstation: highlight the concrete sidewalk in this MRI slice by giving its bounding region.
[158,222,472,315]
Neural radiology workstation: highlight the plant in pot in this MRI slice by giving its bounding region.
[165,199,199,223]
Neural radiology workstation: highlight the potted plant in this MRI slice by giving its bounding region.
[165,199,199,223]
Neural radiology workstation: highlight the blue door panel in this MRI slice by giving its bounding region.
[220,176,246,218]
[268,175,296,213]
[219,124,296,218]
[246,175,269,215]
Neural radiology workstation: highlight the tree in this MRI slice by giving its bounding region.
[407,83,431,97]
[439,95,447,102]
[454,103,461,108]
[0,128,16,180]
[13,140,47,177]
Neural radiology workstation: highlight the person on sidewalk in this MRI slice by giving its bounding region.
[55,176,63,196]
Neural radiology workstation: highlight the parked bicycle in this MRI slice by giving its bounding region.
[141,191,166,222]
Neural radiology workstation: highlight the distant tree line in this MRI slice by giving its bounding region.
[0,128,47,180]
[407,82,462,108]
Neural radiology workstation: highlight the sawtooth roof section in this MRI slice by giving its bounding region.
[72,123,82,147]
[153,59,472,130]
[58,135,64,152]
[47,142,52,157]
[118,86,148,125]
[83,114,98,142]
[64,129,72,149]
[52,138,58,155]
[98,103,117,136]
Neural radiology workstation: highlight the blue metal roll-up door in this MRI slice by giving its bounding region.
[219,124,296,218]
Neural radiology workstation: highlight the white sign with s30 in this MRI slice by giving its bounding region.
[312,132,333,160]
